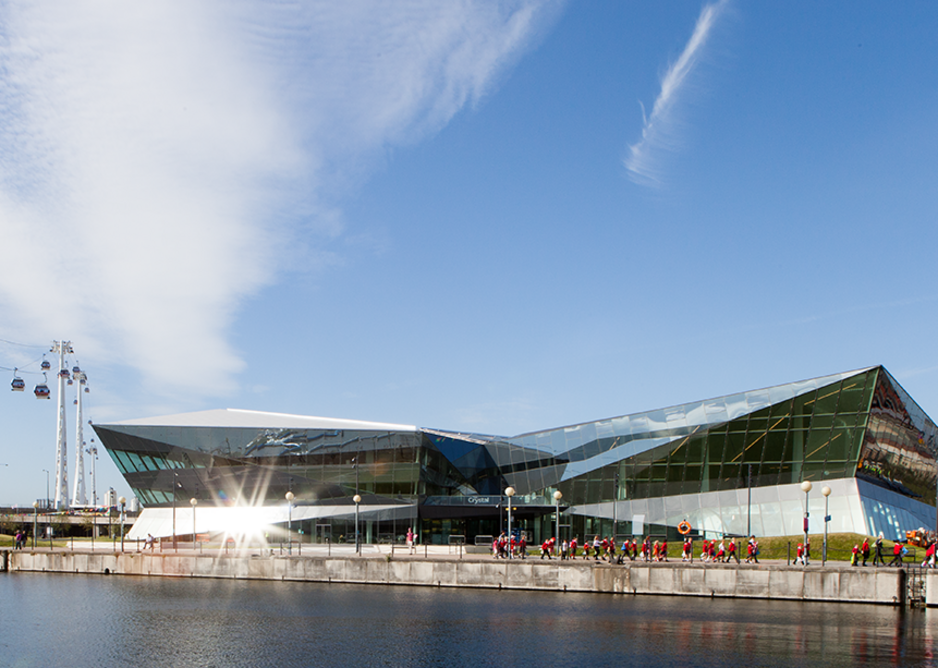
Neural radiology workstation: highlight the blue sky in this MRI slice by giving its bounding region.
[1,1,936,506]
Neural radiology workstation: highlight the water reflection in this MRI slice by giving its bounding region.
[2,574,938,667]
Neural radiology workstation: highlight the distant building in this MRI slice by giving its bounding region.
[93,366,936,543]
[101,487,118,509]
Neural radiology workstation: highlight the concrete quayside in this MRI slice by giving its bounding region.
[4,545,937,608]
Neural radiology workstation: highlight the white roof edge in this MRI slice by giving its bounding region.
[101,407,418,432]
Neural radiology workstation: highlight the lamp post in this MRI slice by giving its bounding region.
[353,494,362,554]
[190,498,198,551]
[505,487,515,559]
[801,480,812,565]
[285,491,295,555]
[821,485,831,566]
[747,464,753,538]
[553,490,563,545]
[32,501,38,549]
[119,496,126,552]
[172,470,178,552]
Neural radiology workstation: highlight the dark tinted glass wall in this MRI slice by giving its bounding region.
[554,369,880,506]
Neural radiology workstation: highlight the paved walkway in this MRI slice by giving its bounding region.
[10,542,926,571]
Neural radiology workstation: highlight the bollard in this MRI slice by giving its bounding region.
[787,542,791,566]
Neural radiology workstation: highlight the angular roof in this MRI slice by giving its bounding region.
[104,408,417,433]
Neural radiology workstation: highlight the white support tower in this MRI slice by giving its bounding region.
[71,370,87,506]
[52,340,72,510]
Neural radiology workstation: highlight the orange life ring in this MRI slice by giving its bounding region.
[677,521,692,535]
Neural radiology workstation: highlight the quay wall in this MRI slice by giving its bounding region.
[6,549,928,606]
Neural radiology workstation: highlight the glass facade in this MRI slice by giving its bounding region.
[95,366,937,543]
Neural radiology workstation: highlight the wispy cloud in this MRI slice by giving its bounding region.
[0,1,557,400]
[625,0,727,186]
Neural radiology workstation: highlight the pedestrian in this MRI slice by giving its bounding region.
[593,535,601,561]
[861,537,870,566]
[923,541,935,568]
[749,536,760,564]
[570,536,578,559]
[888,541,903,567]
[796,542,805,566]
[716,540,726,563]
[519,534,528,559]
[851,544,859,566]
[729,539,739,564]
[561,539,569,560]
[540,538,552,560]
[873,533,884,566]
[406,527,415,555]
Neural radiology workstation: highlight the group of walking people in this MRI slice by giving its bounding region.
[848,533,927,567]
[683,536,745,564]
[11,530,28,549]
[494,533,672,562]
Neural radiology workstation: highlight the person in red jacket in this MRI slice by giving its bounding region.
[861,538,871,566]
[889,541,904,566]
[924,541,936,569]
[540,538,553,560]
[570,536,578,560]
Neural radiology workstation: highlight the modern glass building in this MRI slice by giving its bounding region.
[93,366,937,544]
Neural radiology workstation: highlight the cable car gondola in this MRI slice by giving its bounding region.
[34,372,51,399]
[11,369,25,392]
[58,368,70,380]
[40,358,51,372]
[72,364,81,376]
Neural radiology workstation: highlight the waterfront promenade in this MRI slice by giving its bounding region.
[4,543,934,608]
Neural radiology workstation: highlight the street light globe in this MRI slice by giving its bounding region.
[553,490,563,501]
[285,491,294,503]
[353,494,362,504]
[505,486,515,498]
[190,498,198,507]
[821,485,832,497]
[800,480,813,493]
[118,496,126,505]
[32,501,38,509]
